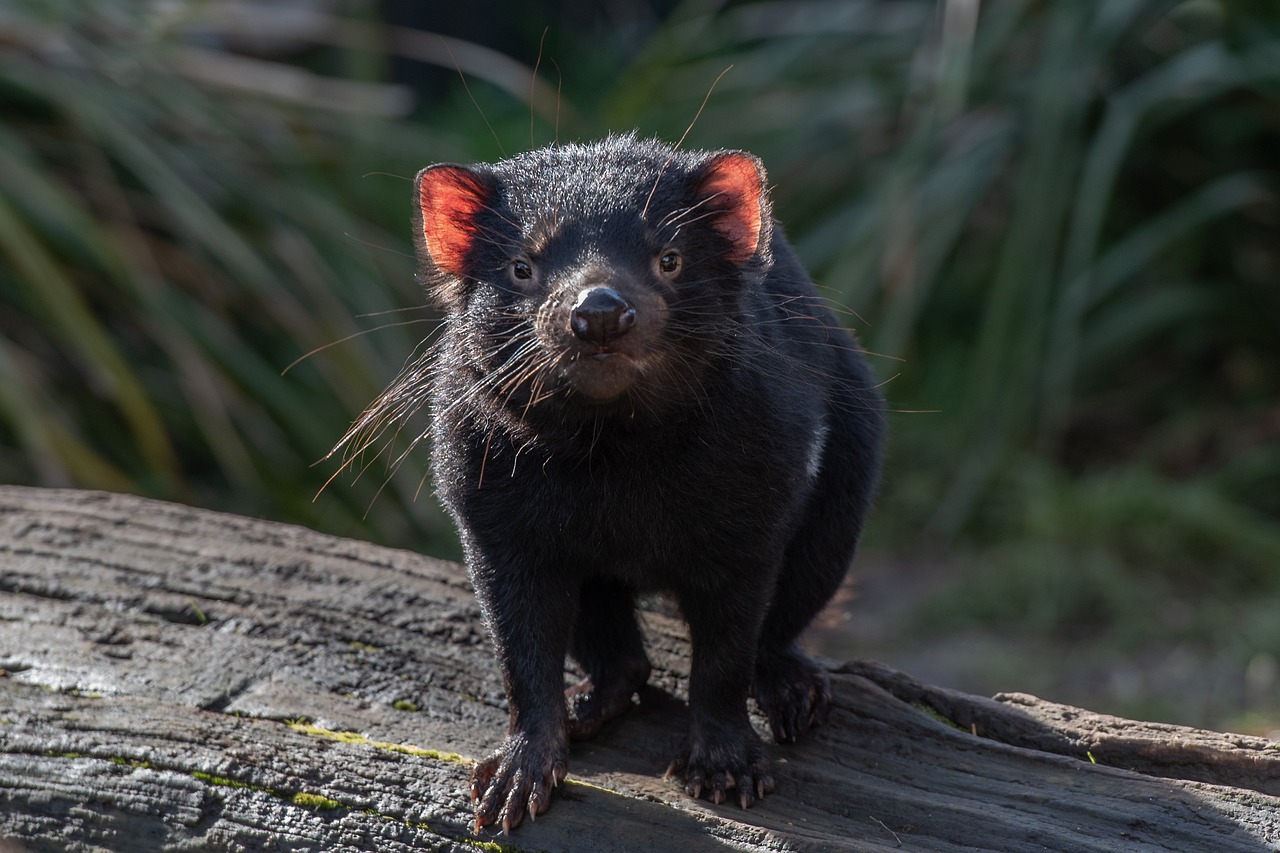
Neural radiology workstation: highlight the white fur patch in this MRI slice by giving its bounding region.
[805,419,829,483]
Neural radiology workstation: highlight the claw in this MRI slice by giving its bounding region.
[469,735,566,835]
[528,790,541,820]
[673,727,774,809]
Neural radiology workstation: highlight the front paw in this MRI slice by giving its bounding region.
[665,725,775,809]
[470,731,568,833]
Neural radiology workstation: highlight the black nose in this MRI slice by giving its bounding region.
[569,287,636,345]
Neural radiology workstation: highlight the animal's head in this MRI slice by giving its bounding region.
[413,136,774,418]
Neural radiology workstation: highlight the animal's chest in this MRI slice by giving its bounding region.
[475,424,810,586]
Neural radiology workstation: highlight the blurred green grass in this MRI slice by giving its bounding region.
[2,0,1278,729]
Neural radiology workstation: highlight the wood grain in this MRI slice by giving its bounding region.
[1,486,1277,851]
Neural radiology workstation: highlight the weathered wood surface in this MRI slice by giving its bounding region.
[1,485,1278,852]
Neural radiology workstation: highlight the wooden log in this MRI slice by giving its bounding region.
[1,485,1277,852]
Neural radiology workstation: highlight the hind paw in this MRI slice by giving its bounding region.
[752,649,831,743]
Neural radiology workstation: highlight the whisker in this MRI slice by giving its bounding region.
[642,65,734,220]
[283,317,437,375]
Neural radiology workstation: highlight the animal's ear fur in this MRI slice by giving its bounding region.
[413,164,495,305]
[692,152,772,264]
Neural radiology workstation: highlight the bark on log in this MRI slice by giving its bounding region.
[1,485,1278,852]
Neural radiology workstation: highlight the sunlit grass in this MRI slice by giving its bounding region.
[0,1,454,542]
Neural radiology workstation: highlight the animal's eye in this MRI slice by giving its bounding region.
[658,250,681,275]
[511,259,534,281]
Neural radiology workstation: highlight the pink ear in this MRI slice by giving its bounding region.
[695,153,767,264]
[416,165,492,276]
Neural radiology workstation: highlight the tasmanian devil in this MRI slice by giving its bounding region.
[361,134,884,832]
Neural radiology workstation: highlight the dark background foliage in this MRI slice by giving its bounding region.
[2,0,1277,733]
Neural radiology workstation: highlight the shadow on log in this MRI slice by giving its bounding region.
[1,486,1278,851]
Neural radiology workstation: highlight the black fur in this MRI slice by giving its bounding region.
[391,135,883,830]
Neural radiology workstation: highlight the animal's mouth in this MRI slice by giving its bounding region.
[564,349,640,401]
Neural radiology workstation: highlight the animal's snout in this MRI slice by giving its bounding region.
[569,287,636,346]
